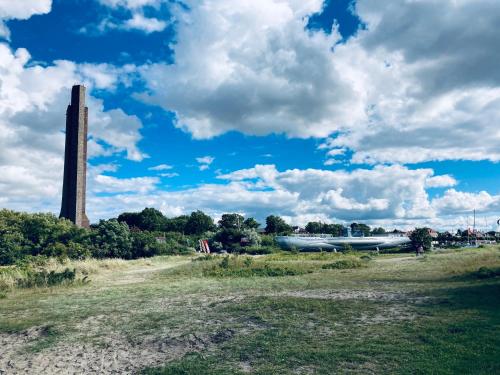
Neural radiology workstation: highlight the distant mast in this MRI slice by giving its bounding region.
[59,85,90,228]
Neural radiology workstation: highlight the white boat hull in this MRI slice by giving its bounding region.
[276,235,411,250]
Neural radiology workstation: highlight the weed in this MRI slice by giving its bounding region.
[243,257,253,267]
[219,256,230,269]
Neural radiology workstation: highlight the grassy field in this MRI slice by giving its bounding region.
[1,247,499,374]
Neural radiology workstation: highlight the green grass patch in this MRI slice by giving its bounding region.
[472,266,500,279]
[24,325,61,353]
[203,256,310,278]
[143,353,236,375]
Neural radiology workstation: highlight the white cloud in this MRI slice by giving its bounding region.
[324,159,342,166]
[139,0,365,139]
[148,164,173,171]
[426,175,457,188]
[326,148,345,157]
[81,163,499,231]
[432,189,500,215]
[97,0,161,9]
[86,0,169,34]
[0,0,52,39]
[159,172,179,178]
[196,156,215,171]
[123,13,166,33]
[93,174,159,194]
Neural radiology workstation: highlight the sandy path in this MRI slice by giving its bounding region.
[100,259,190,286]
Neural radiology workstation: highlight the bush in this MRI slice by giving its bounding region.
[17,268,78,288]
[91,219,133,259]
[260,235,276,247]
[322,258,365,270]
[0,210,92,265]
[341,243,354,253]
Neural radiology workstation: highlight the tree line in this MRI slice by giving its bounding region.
[0,208,293,265]
[0,207,453,266]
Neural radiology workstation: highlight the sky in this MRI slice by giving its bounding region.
[0,0,499,231]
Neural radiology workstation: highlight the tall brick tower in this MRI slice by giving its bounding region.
[60,85,90,228]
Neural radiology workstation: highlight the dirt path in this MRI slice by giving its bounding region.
[103,260,190,286]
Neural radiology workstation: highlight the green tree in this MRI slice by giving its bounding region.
[350,223,371,237]
[117,212,141,229]
[165,215,190,233]
[323,223,344,236]
[91,219,133,259]
[371,227,386,235]
[265,215,292,235]
[243,217,260,229]
[219,213,245,230]
[117,208,168,232]
[185,210,216,235]
[138,208,168,232]
[410,228,432,250]
[305,222,323,233]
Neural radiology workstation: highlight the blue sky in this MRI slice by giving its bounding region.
[0,0,499,230]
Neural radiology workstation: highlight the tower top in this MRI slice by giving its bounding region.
[70,85,86,107]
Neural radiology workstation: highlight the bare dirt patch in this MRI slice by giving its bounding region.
[0,326,239,374]
[267,289,408,301]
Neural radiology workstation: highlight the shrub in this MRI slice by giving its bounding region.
[17,268,78,288]
[341,243,354,253]
[0,210,92,265]
[322,258,365,270]
[91,219,133,259]
[260,235,276,247]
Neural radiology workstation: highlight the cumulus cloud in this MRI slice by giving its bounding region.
[81,163,498,231]
[0,0,52,39]
[137,0,500,164]
[432,189,500,215]
[139,0,365,139]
